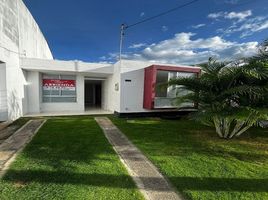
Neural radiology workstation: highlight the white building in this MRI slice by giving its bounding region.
[0,0,200,121]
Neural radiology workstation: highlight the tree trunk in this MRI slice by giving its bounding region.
[213,116,224,138]
[213,117,252,139]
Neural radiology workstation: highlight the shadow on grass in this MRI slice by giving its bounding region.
[113,118,268,163]
[3,170,268,192]
[3,170,136,189]
[17,118,118,170]
[170,176,268,192]
[138,140,268,163]
[0,117,145,199]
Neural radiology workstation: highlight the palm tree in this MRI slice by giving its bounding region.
[169,41,268,138]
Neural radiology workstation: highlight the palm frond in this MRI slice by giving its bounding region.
[218,85,268,101]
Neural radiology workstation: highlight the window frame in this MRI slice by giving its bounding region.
[42,74,77,103]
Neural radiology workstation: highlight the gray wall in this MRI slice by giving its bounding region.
[0,0,53,120]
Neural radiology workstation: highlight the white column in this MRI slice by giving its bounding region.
[26,71,40,113]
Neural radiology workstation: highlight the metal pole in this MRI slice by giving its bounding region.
[119,24,125,61]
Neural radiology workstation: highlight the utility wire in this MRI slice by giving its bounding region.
[119,0,200,60]
[129,0,256,33]
[119,0,256,60]
[125,0,200,29]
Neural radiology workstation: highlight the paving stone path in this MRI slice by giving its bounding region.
[0,124,20,144]
[0,119,46,177]
[95,117,183,200]
[0,121,11,132]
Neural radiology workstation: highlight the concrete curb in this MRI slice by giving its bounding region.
[95,117,184,200]
[0,121,12,131]
[0,119,47,178]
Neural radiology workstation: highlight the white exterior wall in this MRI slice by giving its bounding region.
[22,59,199,115]
[118,60,200,113]
[0,0,53,120]
[119,60,153,113]
[102,61,121,112]
[21,58,114,114]
[26,71,40,113]
[21,58,112,74]
[17,0,52,59]
[26,71,85,113]
[102,76,113,111]
[120,68,146,113]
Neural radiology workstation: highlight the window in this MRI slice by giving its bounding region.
[42,74,76,103]
[155,70,195,108]
[155,71,169,97]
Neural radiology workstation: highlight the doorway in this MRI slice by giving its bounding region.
[84,80,102,110]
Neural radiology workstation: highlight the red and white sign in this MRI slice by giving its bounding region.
[43,79,76,91]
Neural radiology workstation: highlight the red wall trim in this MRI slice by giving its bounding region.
[143,66,156,109]
[143,65,201,110]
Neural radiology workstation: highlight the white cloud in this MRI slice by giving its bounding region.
[129,43,147,49]
[208,12,224,19]
[111,32,258,65]
[224,0,240,4]
[191,24,206,29]
[256,20,268,31]
[208,10,252,21]
[97,61,113,64]
[208,9,268,38]
[226,10,252,21]
[219,16,268,38]
[161,25,168,32]
[99,56,106,60]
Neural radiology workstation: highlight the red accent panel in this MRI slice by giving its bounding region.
[143,66,156,109]
[143,65,201,110]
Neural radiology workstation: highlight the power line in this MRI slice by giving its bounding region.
[118,0,257,61]
[129,0,256,33]
[119,0,200,60]
[125,0,200,29]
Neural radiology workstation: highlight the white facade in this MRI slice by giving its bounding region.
[19,58,199,117]
[0,0,52,120]
[21,58,114,115]
[118,60,199,113]
[0,0,200,121]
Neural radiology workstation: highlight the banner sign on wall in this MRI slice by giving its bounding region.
[43,79,76,91]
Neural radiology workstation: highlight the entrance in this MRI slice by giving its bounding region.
[84,80,102,110]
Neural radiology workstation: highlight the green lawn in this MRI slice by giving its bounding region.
[110,117,268,200]
[0,116,143,200]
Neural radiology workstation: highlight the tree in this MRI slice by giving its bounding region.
[169,41,268,138]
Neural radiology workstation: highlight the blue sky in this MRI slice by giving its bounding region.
[23,0,268,65]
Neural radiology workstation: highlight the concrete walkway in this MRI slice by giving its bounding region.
[95,117,183,200]
[0,123,21,144]
[0,121,12,131]
[25,109,113,117]
[0,119,46,177]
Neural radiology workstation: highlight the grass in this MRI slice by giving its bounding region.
[0,116,143,200]
[110,117,268,200]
